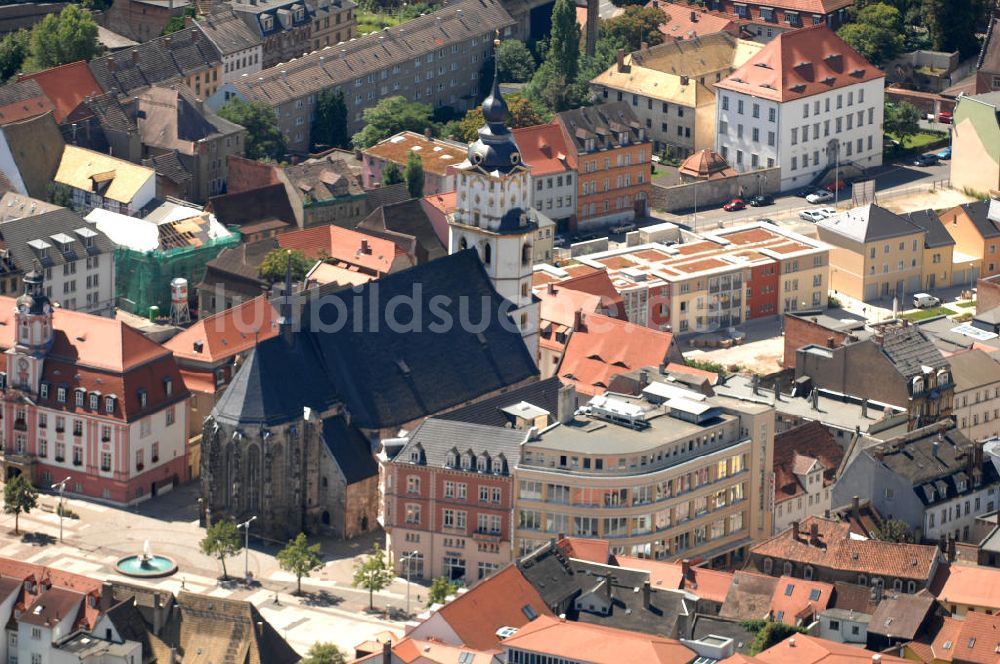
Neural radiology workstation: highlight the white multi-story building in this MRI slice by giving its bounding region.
[714,24,885,191]
[449,70,540,362]
[514,123,578,227]
[194,10,263,85]
[949,348,1000,442]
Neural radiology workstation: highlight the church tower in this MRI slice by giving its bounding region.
[6,268,53,394]
[449,40,539,362]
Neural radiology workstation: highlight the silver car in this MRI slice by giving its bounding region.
[806,190,835,204]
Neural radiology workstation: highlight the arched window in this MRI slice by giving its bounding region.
[893,579,903,592]
[763,558,773,574]
[803,565,814,580]
[484,243,492,265]
[907,580,917,593]
[522,243,532,267]
[782,561,793,576]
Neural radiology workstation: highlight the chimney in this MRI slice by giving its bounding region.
[424,127,433,141]
[872,655,882,664]
[791,521,800,540]
[751,373,760,395]
[681,558,691,579]
[131,49,140,64]
[616,48,625,72]
[861,398,869,419]
[810,522,819,543]
[99,581,114,612]
[152,592,166,635]
[690,10,697,22]
[382,640,392,664]
[639,369,649,388]
[574,309,585,331]
[547,282,556,295]
[642,580,651,609]
[852,495,860,520]
[640,41,648,50]
[826,336,835,348]
[557,383,577,424]
[933,434,942,458]
[361,239,371,254]
[169,648,178,664]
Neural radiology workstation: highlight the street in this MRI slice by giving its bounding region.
[0,483,421,656]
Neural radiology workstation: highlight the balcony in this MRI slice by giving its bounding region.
[473,529,502,542]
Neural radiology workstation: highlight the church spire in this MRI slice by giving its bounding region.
[465,35,523,175]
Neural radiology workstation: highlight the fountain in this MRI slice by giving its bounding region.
[115,540,178,578]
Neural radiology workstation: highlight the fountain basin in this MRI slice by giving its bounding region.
[115,554,178,578]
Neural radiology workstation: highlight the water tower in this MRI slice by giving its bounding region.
[169,277,190,325]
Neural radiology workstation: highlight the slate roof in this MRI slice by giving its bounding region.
[957,199,1000,239]
[363,181,410,212]
[556,102,647,156]
[356,198,448,263]
[234,0,513,104]
[136,85,243,156]
[879,324,949,378]
[689,615,755,654]
[103,598,153,658]
[818,204,923,244]
[0,112,65,200]
[395,418,528,468]
[193,8,262,56]
[197,240,273,298]
[208,183,296,231]
[88,27,222,97]
[74,93,136,135]
[902,209,955,249]
[867,590,935,640]
[148,151,192,185]
[0,79,56,124]
[978,16,1000,75]
[212,249,538,430]
[437,376,563,428]
[946,348,1000,393]
[321,415,379,483]
[18,61,103,123]
[719,571,779,621]
[1,206,114,273]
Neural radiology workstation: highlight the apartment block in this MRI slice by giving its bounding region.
[556,102,653,230]
[590,34,763,158]
[227,0,516,154]
[514,382,775,565]
[193,9,265,84]
[230,0,357,69]
[696,0,852,42]
[570,222,829,333]
[715,25,884,190]
[514,122,578,226]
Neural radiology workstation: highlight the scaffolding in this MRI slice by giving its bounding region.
[114,232,242,316]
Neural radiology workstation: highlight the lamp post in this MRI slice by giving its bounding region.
[400,551,420,616]
[237,515,257,583]
[50,476,71,543]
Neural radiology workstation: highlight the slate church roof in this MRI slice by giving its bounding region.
[212,249,538,430]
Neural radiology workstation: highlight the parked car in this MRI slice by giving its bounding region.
[806,190,834,204]
[553,235,567,247]
[913,292,941,308]
[749,194,774,207]
[611,222,637,234]
[825,179,848,192]
[936,146,952,160]
[815,207,838,218]
[938,111,953,124]
[913,153,940,166]
[723,198,746,211]
[794,188,815,198]
[799,210,827,222]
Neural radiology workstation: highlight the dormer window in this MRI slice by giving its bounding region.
[137,389,147,409]
[261,15,273,30]
[104,395,116,414]
[164,377,173,397]
[0,372,5,390]
[477,454,490,473]
[39,382,48,399]
[446,449,458,468]
[89,393,98,410]
[57,386,66,403]
[74,389,84,407]
[957,478,967,492]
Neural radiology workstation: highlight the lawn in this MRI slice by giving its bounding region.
[956,300,976,308]
[356,8,405,34]
[902,306,952,322]
[886,130,947,151]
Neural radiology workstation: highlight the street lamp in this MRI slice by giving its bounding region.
[237,515,257,583]
[50,476,71,543]
[400,551,421,616]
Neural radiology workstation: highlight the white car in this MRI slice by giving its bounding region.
[799,210,827,222]
[806,190,835,204]
[815,207,838,218]
[913,293,941,308]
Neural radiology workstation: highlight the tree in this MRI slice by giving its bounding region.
[26,5,100,71]
[162,6,196,35]
[3,474,37,536]
[747,622,808,655]
[427,576,460,606]
[200,519,243,580]
[836,3,905,66]
[381,160,403,185]
[48,182,72,207]
[601,6,666,52]
[546,0,581,83]
[351,96,434,149]
[312,88,350,151]
[497,39,536,83]
[525,62,578,113]
[301,642,347,664]
[0,30,28,82]
[259,248,311,283]
[922,0,989,57]
[884,100,921,146]
[352,542,394,610]
[452,93,548,142]
[218,98,286,161]
[405,150,424,198]
[873,518,915,543]
[277,532,324,595]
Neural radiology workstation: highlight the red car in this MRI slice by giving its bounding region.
[825,179,848,192]
[723,198,746,211]
[938,111,953,124]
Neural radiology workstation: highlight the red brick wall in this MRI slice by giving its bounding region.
[226,156,281,194]
[782,313,851,369]
[749,261,779,320]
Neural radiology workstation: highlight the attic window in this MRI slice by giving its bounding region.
[522,604,538,620]
[809,589,821,601]
[89,393,99,410]
[164,377,173,397]
[74,389,85,407]
[105,395,116,413]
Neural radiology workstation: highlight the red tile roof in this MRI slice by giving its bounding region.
[717,24,884,102]
[19,61,102,123]
[164,295,278,365]
[358,638,499,663]
[538,284,604,329]
[664,362,719,386]
[277,225,409,276]
[725,634,909,664]
[423,191,457,215]
[930,563,1000,611]
[649,2,739,40]
[501,615,696,663]
[555,536,610,564]
[907,616,962,663]
[554,270,627,320]
[769,575,833,625]
[429,565,553,651]
[751,516,940,582]
[512,123,575,175]
[558,312,677,396]
[0,80,56,124]
[0,557,103,631]
[773,421,844,505]
[614,556,734,603]
[0,297,187,422]
[950,611,1000,663]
